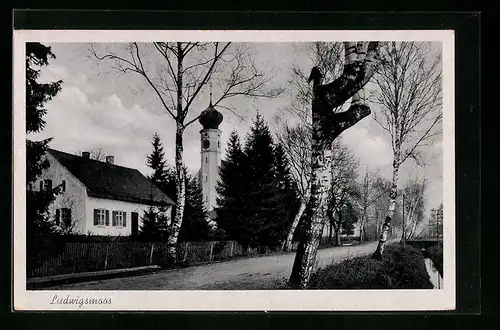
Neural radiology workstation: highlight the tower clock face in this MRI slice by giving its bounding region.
[202,139,210,149]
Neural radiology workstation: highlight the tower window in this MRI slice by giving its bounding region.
[205,157,208,164]
[204,174,208,183]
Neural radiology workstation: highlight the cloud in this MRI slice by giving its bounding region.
[340,125,393,168]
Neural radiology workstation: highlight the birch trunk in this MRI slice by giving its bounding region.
[283,197,308,252]
[359,213,366,241]
[328,222,333,244]
[166,43,186,262]
[372,150,401,260]
[288,136,326,288]
[408,217,418,240]
[288,41,379,288]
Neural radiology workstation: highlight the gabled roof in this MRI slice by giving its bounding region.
[48,149,175,206]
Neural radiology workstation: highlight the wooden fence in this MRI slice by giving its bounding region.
[27,235,370,278]
[27,240,276,278]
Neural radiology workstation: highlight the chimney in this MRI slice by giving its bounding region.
[82,151,90,159]
[106,155,114,165]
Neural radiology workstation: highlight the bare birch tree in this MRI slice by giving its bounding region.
[275,42,345,252]
[401,177,427,241]
[370,41,442,259]
[288,41,380,288]
[91,42,281,261]
[325,144,359,246]
[275,122,312,251]
[357,167,385,241]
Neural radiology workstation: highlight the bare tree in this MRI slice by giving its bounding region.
[370,42,442,259]
[369,176,392,240]
[288,41,380,288]
[325,144,359,246]
[357,167,385,241]
[401,177,427,241]
[76,148,106,161]
[286,42,345,125]
[275,42,353,252]
[274,122,311,251]
[90,42,281,261]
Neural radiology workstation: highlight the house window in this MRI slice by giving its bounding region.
[55,208,71,227]
[61,180,66,192]
[93,208,109,226]
[40,179,52,191]
[112,210,127,227]
[61,208,71,227]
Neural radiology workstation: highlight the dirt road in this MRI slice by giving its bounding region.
[46,239,395,290]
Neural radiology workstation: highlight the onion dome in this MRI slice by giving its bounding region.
[199,101,223,129]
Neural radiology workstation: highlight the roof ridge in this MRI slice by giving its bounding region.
[48,148,138,171]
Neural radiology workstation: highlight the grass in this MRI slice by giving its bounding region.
[425,243,443,277]
[307,243,434,289]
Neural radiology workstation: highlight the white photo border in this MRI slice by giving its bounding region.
[13,29,455,311]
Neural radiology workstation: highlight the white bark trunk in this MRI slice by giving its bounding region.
[373,148,401,259]
[166,43,185,262]
[283,198,308,252]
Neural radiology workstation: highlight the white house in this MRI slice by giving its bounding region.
[32,149,175,237]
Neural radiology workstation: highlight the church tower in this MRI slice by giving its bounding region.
[198,90,223,217]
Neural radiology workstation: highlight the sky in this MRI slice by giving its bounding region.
[32,42,443,213]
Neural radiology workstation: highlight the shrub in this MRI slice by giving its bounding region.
[308,243,433,289]
[425,243,443,277]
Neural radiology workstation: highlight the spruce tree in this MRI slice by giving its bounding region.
[26,42,63,270]
[141,133,171,241]
[215,130,250,247]
[244,114,287,248]
[147,132,169,191]
[179,175,210,241]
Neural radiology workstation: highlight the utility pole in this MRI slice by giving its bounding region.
[402,193,405,249]
[436,208,440,243]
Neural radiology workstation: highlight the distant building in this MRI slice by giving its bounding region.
[32,149,175,237]
[196,97,223,224]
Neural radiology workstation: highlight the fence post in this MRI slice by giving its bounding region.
[183,242,189,263]
[209,241,214,262]
[229,241,234,257]
[104,244,109,270]
[149,243,155,266]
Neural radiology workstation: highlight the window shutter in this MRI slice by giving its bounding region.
[105,210,110,226]
[63,208,72,227]
[112,211,117,226]
[55,209,60,225]
[123,212,127,227]
[39,181,43,191]
[93,209,99,225]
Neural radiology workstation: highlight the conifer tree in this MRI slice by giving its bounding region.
[140,203,158,241]
[215,130,250,247]
[26,42,63,270]
[179,175,210,241]
[141,133,171,241]
[244,114,287,248]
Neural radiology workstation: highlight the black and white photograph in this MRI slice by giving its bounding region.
[13,30,455,311]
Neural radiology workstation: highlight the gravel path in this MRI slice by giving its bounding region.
[46,239,396,290]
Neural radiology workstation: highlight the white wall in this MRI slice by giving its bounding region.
[86,196,171,237]
[36,153,88,234]
[200,128,222,212]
